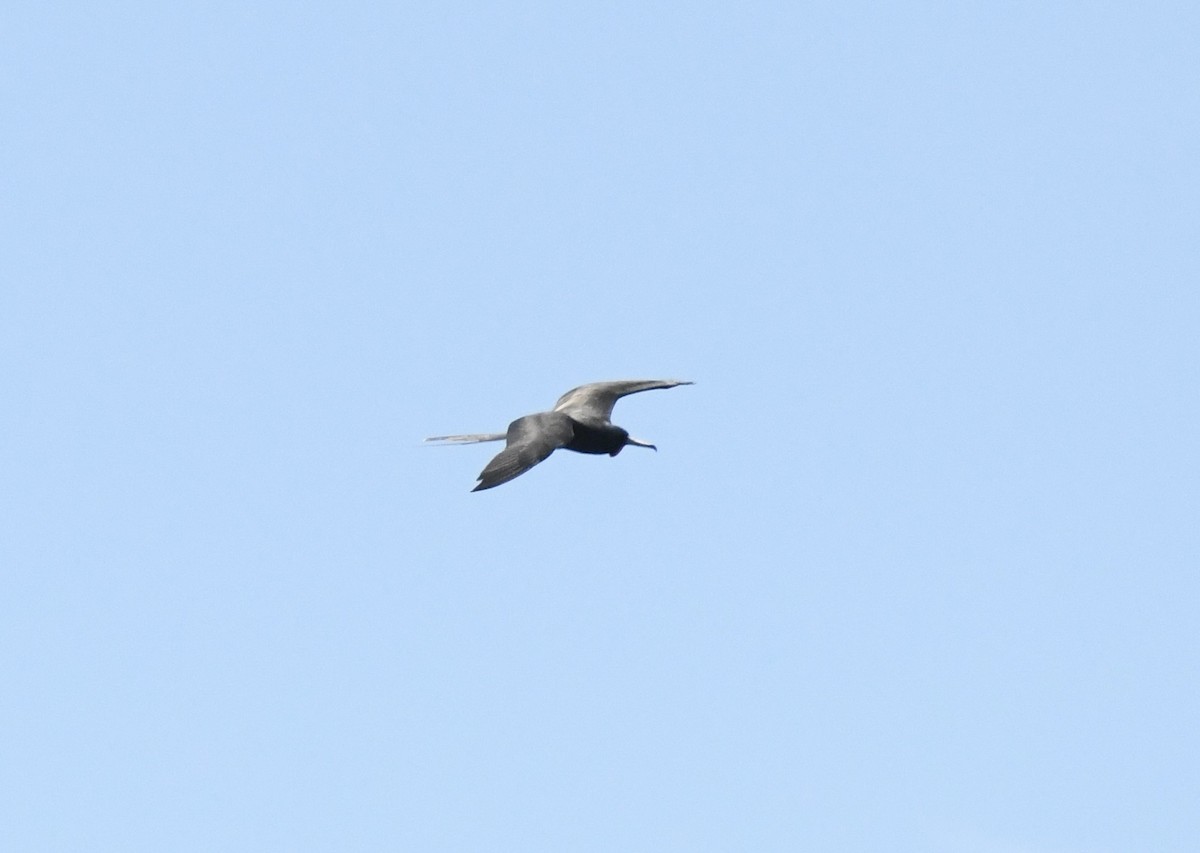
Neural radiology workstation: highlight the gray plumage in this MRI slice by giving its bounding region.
[426,379,693,491]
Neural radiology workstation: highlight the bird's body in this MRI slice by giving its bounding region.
[426,379,692,491]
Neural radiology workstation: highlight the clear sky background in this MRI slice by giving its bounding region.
[3,3,1197,852]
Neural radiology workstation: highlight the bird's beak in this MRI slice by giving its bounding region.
[626,436,657,451]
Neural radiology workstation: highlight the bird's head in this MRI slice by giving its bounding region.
[624,435,657,451]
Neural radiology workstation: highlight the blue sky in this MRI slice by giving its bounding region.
[3,3,1197,851]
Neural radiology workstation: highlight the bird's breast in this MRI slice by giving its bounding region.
[564,421,627,455]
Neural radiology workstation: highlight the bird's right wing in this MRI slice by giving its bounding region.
[552,379,692,422]
[472,412,575,492]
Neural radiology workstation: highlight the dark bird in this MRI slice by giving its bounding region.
[426,379,693,491]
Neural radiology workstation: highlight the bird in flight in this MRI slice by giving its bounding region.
[426,379,693,491]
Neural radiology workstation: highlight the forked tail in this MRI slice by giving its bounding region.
[424,433,506,444]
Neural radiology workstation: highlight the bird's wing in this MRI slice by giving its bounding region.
[473,412,575,492]
[552,379,693,422]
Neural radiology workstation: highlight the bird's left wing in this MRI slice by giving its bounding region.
[552,379,692,422]
[473,412,575,492]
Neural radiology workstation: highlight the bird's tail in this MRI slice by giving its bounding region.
[424,433,506,444]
